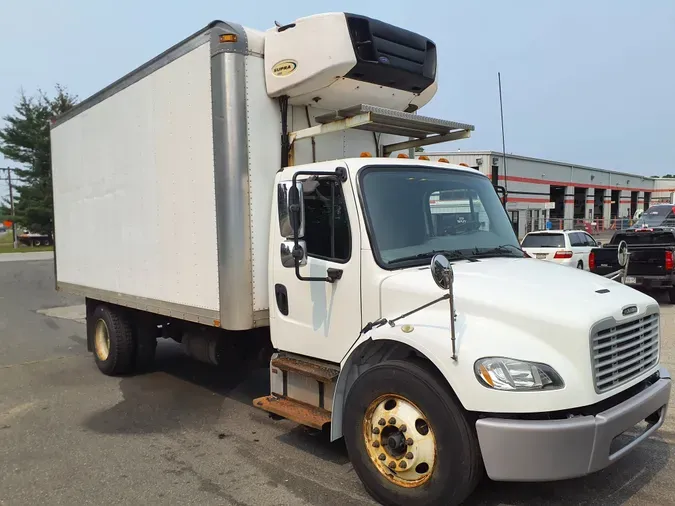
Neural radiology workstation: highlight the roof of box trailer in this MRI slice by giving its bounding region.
[51,20,245,128]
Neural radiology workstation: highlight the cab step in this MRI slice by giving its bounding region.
[253,395,331,430]
[271,355,339,383]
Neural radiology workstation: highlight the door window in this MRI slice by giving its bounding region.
[569,232,585,247]
[302,178,351,262]
[583,233,597,247]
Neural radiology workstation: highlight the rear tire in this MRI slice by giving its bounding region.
[343,360,482,506]
[577,261,583,269]
[91,305,135,375]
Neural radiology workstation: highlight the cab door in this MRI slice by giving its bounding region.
[269,161,362,363]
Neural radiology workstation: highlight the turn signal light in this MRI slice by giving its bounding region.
[554,250,573,259]
[589,251,596,270]
[666,251,674,271]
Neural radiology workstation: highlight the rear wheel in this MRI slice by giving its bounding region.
[343,360,482,506]
[577,261,583,269]
[91,305,135,375]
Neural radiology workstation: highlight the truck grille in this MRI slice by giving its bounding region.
[592,311,660,393]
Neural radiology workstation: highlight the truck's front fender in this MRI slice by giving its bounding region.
[330,314,584,442]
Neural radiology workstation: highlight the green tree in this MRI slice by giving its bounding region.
[0,85,77,234]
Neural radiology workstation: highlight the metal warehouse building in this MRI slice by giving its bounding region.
[419,150,675,239]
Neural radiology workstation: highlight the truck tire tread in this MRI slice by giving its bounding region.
[342,359,482,506]
[92,305,135,376]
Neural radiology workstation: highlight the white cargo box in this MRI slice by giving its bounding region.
[51,19,473,332]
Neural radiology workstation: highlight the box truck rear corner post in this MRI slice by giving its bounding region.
[50,13,671,506]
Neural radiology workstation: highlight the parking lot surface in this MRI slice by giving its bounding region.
[1,258,674,505]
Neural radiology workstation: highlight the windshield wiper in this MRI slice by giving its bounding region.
[388,249,478,265]
[471,244,525,258]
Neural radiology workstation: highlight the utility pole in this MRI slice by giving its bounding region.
[1,167,18,249]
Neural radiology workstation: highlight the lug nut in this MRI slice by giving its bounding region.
[388,461,396,469]
[378,453,386,461]
[372,441,380,448]
[388,417,396,425]
[378,418,386,426]
[406,438,413,446]
[372,427,380,435]
[399,461,407,469]
[406,452,414,459]
[400,424,407,432]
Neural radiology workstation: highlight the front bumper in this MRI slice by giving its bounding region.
[475,367,671,482]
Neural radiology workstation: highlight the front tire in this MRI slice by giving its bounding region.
[92,305,135,375]
[343,360,482,506]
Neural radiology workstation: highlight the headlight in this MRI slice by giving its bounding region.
[474,357,564,391]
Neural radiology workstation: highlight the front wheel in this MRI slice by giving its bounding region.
[343,360,482,506]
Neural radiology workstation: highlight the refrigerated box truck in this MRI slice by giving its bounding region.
[50,12,671,506]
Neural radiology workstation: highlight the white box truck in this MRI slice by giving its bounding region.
[50,12,671,506]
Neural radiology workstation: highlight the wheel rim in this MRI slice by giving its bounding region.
[363,394,436,488]
[94,319,111,361]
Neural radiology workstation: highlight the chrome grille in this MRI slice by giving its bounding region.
[591,311,660,393]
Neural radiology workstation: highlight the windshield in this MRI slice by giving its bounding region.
[359,166,523,267]
[633,205,675,228]
[521,233,565,248]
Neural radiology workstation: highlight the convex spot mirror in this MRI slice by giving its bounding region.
[431,254,454,290]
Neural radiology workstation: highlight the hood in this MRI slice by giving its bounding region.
[379,257,658,333]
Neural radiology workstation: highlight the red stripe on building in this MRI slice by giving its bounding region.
[497,174,675,193]
[586,200,594,203]
[507,197,550,203]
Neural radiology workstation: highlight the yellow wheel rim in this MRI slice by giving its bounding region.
[94,319,111,361]
[362,394,436,488]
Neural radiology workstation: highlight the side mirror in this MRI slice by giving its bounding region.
[281,240,307,268]
[278,181,305,239]
[617,240,629,267]
[431,253,453,290]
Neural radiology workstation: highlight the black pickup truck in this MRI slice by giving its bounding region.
[590,228,675,301]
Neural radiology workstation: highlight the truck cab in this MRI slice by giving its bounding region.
[260,155,671,506]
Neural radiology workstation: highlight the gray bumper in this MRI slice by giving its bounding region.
[475,368,671,482]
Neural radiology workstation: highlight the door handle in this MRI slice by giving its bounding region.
[275,284,289,316]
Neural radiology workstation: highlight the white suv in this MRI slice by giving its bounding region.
[521,229,599,270]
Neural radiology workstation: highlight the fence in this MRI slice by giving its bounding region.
[525,218,637,237]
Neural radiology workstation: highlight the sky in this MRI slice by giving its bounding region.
[1,0,674,200]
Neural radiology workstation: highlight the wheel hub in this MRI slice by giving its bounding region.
[363,394,436,488]
[94,319,111,361]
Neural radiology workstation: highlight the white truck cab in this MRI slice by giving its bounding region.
[50,12,670,506]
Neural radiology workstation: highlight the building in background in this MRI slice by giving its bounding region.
[418,150,675,239]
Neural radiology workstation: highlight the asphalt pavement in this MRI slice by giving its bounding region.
[1,258,675,505]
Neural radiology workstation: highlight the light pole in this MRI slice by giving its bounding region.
[1,167,18,249]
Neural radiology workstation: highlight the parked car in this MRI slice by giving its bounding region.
[590,228,675,302]
[521,230,599,270]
